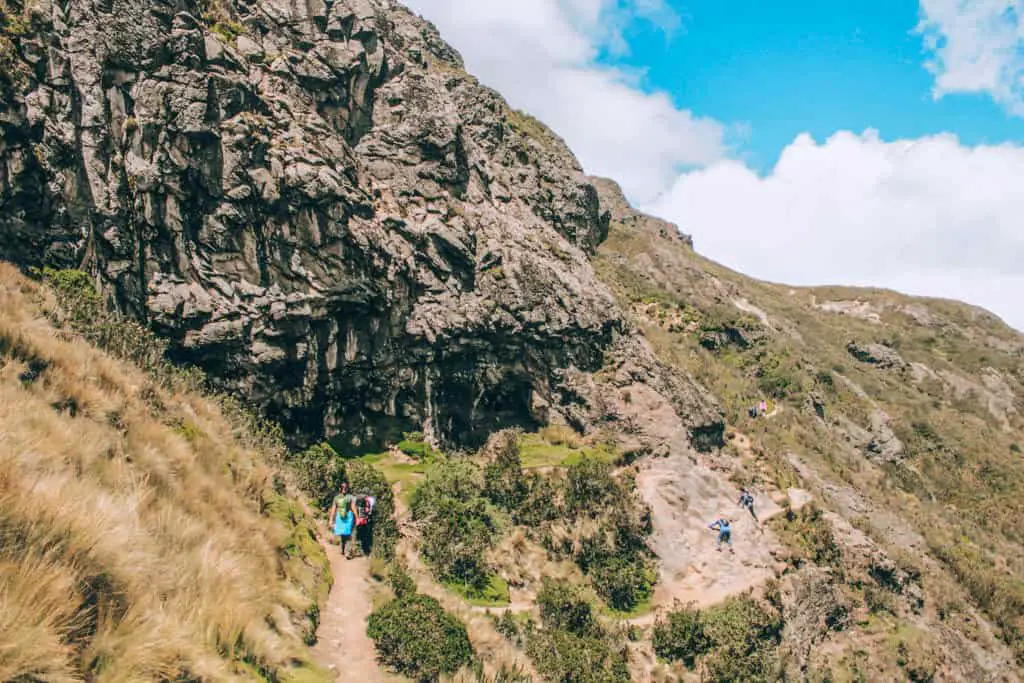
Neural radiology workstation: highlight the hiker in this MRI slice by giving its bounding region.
[353,492,377,556]
[748,405,758,419]
[759,399,768,416]
[738,488,760,524]
[709,517,733,553]
[329,482,356,558]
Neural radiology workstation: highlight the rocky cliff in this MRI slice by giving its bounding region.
[0,0,722,451]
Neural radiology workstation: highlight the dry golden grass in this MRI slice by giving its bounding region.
[0,265,330,682]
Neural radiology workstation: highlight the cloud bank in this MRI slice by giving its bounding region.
[647,131,1024,331]
[402,0,727,204]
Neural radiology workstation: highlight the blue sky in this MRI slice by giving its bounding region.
[610,0,1024,173]
[405,0,1024,331]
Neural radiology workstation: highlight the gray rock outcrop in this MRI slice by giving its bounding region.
[0,0,721,450]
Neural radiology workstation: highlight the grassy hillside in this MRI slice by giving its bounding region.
[0,264,331,682]
[593,184,1024,676]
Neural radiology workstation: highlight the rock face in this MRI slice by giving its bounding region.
[846,341,907,370]
[0,0,721,449]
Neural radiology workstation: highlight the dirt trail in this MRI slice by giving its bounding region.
[311,533,402,682]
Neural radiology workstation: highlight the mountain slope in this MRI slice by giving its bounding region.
[3,0,1024,680]
[0,264,331,682]
[592,176,1024,678]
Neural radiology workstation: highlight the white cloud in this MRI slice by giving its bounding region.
[918,0,1024,114]
[402,0,727,204]
[646,131,1024,332]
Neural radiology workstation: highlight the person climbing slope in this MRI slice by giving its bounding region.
[738,488,759,524]
[329,482,356,559]
[709,517,734,553]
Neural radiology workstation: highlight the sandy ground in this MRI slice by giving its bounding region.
[311,536,403,682]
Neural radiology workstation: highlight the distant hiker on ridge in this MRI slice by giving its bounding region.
[709,517,734,553]
[329,482,356,559]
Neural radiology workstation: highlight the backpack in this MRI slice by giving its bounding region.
[355,494,374,526]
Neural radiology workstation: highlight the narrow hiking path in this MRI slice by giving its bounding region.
[311,531,402,682]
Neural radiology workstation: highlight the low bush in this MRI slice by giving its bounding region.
[514,471,565,526]
[525,628,630,683]
[529,579,630,682]
[536,578,600,637]
[483,431,528,512]
[290,442,345,509]
[388,562,417,599]
[565,456,615,517]
[366,593,473,681]
[776,504,842,568]
[412,461,499,590]
[590,556,656,612]
[652,603,709,668]
[701,595,784,680]
[653,596,782,677]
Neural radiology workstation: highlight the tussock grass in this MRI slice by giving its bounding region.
[0,265,330,681]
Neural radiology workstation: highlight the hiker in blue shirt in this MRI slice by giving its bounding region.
[709,517,734,553]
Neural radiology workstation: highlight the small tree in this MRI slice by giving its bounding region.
[536,578,599,638]
[652,604,709,668]
[367,594,473,680]
[483,430,528,511]
[290,442,345,509]
[565,456,614,517]
[590,557,655,612]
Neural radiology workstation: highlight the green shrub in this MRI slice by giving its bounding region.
[701,595,784,680]
[483,431,528,511]
[565,456,615,517]
[536,578,599,638]
[210,20,244,42]
[421,496,496,590]
[397,431,438,461]
[776,504,842,568]
[590,556,655,612]
[411,460,484,520]
[388,562,417,598]
[756,351,806,400]
[412,460,499,589]
[652,604,709,668]
[525,629,630,683]
[494,610,526,643]
[366,594,473,681]
[515,471,564,526]
[346,462,398,559]
[290,442,345,509]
